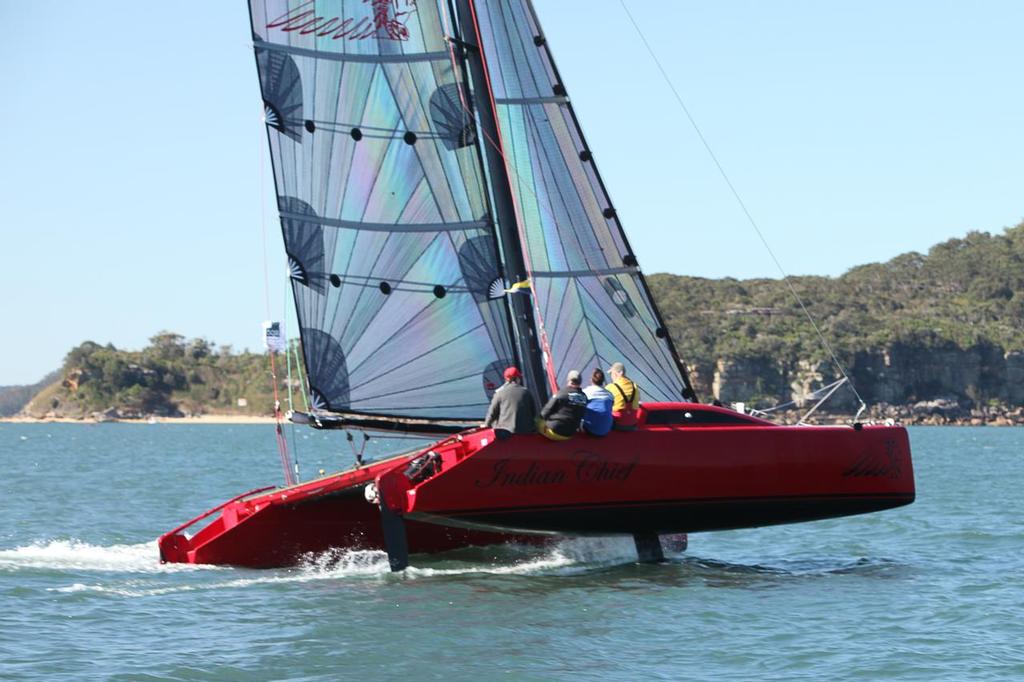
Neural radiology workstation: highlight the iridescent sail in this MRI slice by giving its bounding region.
[250,0,516,420]
[471,0,693,402]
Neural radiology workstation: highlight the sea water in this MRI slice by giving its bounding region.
[1,424,1022,681]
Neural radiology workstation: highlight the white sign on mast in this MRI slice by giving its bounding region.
[262,320,286,354]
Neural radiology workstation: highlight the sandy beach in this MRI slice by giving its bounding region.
[0,414,279,425]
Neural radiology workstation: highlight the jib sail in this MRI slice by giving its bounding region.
[469,0,697,402]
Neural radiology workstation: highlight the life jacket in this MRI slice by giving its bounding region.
[608,379,639,427]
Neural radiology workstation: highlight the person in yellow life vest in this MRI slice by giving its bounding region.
[607,361,640,429]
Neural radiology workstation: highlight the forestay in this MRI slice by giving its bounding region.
[471,0,694,402]
[249,0,517,420]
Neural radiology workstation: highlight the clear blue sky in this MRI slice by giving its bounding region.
[1,1,1021,385]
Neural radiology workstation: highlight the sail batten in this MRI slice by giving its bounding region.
[278,211,489,233]
[254,38,449,64]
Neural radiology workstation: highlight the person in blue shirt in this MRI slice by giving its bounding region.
[581,368,614,436]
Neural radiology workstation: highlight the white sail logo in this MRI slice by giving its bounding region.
[267,0,417,42]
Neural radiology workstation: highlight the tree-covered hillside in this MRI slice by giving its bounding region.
[0,371,61,417]
[653,222,1024,366]
[23,332,294,419]
[650,221,1024,408]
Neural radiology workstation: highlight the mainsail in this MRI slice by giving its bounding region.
[468,0,697,402]
[250,0,519,422]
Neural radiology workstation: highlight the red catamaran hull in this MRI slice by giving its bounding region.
[160,404,913,568]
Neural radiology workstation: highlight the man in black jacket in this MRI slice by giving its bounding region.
[537,370,587,441]
[483,366,537,439]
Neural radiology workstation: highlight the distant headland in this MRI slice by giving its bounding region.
[3,221,1023,426]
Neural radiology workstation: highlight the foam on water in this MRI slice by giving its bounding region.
[36,536,656,598]
[299,536,654,580]
[0,539,221,574]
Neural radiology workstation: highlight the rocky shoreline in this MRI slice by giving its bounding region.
[5,400,1023,427]
[764,399,1024,426]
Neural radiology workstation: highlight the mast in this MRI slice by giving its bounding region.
[451,0,552,404]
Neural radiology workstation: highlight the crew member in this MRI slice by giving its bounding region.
[582,368,613,436]
[537,370,588,441]
[483,366,537,439]
[607,361,640,429]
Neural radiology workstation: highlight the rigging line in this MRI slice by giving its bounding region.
[283,276,302,481]
[293,335,311,412]
[618,0,865,409]
[259,101,272,322]
[759,378,848,413]
[284,278,294,413]
[259,88,295,484]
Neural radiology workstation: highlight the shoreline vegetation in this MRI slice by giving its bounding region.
[4,222,1024,427]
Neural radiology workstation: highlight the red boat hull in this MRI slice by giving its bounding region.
[383,404,915,536]
[160,403,913,568]
[158,454,540,568]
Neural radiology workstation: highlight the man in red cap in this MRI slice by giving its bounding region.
[483,366,537,438]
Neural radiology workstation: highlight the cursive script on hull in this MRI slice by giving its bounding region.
[842,439,903,479]
[266,0,418,42]
[475,452,639,489]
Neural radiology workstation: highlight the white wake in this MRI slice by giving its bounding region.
[0,539,218,574]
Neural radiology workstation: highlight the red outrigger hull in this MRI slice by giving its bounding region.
[160,403,913,568]
[158,454,538,568]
